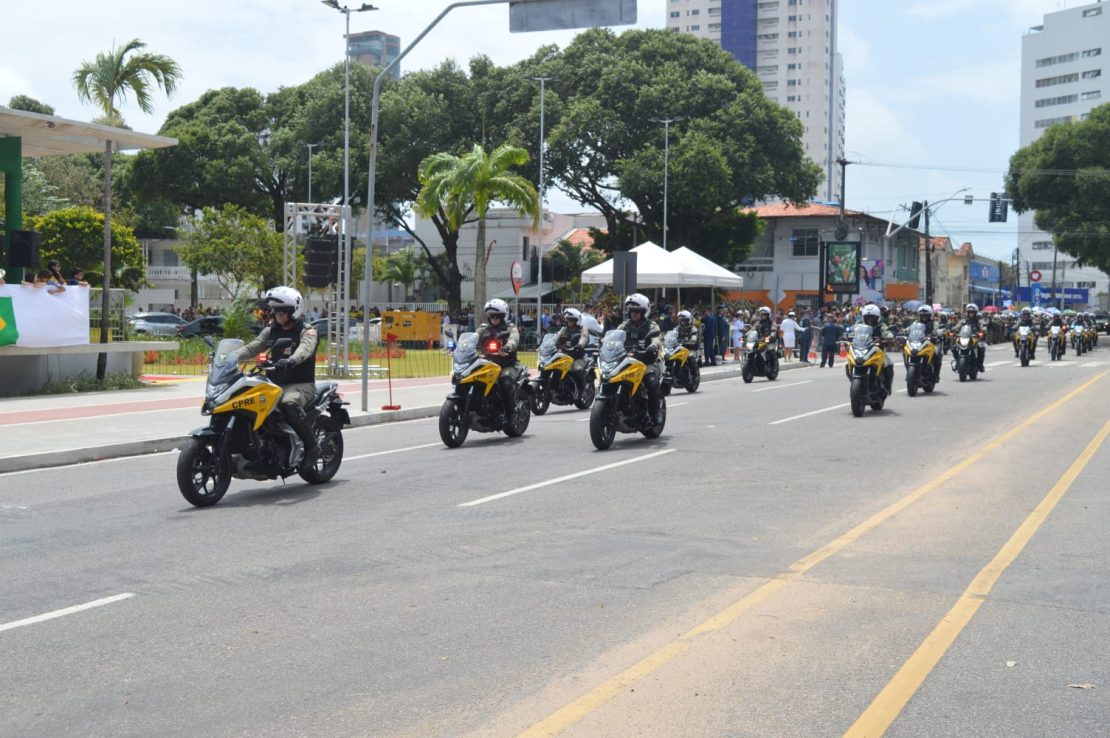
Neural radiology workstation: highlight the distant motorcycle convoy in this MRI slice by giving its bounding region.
[177,287,1103,506]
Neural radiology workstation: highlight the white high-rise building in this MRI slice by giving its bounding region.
[1020,1,1109,309]
[666,0,846,203]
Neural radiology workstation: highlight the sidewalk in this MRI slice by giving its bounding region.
[0,360,809,473]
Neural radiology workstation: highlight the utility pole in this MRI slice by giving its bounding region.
[923,201,932,305]
[649,116,684,250]
[528,74,558,334]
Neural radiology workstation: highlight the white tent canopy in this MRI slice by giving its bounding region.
[581,241,701,286]
[670,246,745,288]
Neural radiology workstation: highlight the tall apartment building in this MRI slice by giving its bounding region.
[347,30,401,80]
[665,0,845,203]
[1020,1,1109,308]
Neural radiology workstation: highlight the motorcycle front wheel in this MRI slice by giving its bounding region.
[849,377,865,417]
[177,436,231,507]
[589,401,617,450]
[957,357,968,382]
[504,397,530,438]
[299,416,344,484]
[741,361,754,384]
[906,365,919,397]
[685,364,701,393]
[439,399,469,448]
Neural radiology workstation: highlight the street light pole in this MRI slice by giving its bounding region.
[306,141,323,203]
[528,75,558,335]
[649,116,683,251]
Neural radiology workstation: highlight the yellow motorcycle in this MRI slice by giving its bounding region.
[1013,325,1037,367]
[589,329,666,450]
[176,337,349,507]
[439,332,531,448]
[846,325,891,417]
[661,329,701,395]
[530,333,595,414]
[902,322,938,396]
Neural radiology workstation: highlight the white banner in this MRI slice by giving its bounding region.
[0,285,91,347]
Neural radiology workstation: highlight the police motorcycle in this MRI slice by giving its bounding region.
[660,329,701,395]
[1071,319,1087,355]
[589,329,666,450]
[176,337,349,508]
[1047,324,1066,361]
[902,322,938,396]
[741,329,780,383]
[439,332,531,448]
[952,325,983,382]
[845,324,892,417]
[1014,324,1037,367]
[530,333,596,414]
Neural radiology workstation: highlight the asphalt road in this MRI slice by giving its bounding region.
[3,351,1110,738]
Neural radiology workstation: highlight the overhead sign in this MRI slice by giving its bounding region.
[613,250,637,295]
[823,241,861,294]
[1029,270,1042,283]
[510,0,637,32]
[510,260,523,295]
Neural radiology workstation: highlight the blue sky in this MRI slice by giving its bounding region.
[0,0,1088,262]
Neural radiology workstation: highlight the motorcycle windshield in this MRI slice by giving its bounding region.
[746,329,759,343]
[210,338,246,385]
[538,333,558,360]
[908,323,927,342]
[1018,326,1031,336]
[453,333,479,368]
[959,325,973,339]
[664,330,679,350]
[852,325,875,349]
[600,330,628,363]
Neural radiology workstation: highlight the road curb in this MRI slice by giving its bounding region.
[0,363,810,473]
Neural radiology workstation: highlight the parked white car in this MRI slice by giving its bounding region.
[128,312,187,337]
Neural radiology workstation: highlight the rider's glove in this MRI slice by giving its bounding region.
[274,358,293,370]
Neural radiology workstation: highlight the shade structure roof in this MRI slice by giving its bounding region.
[0,106,177,156]
[581,241,701,287]
[670,246,745,288]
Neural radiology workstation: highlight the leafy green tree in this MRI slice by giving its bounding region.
[381,246,425,301]
[545,239,606,302]
[1005,104,1110,273]
[416,143,539,309]
[175,205,283,299]
[20,164,69,215]
[8,95,55,115]
[33,155,102,210]
[531,29,819,261]
[73,38,181,377]
[26,206,144,290]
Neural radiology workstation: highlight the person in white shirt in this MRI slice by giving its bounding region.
[780,310,800,362]
[730,312,746,362]
[579,304,603,349]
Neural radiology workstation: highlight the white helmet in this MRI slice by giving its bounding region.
[677,309,692,323]
[264,286,304,320]
[917,305,933,317]
[759,306,772,317]
[624,293,651,317]
[965,303,979,313]
[862,303,881,318]
[484,298,509,319]
[562,307,581,323]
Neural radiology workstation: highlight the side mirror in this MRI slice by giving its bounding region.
[271,337,293,354]
[202,335,215,348]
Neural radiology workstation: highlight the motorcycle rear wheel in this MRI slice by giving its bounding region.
[574,378,596,409]
[299,416,343,484]
[642,396,666,438]
[685,365,701,393]
[177,437,231,507]
[531,386,550,415]
[849,378,865,417]
[439,399,469,448]
[589,402,616,450]
[906,365,919,397]
[504,397,530,437]
[766,357,780,381]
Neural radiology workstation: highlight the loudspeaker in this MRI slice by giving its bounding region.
[9,230,41,268]
[304,238,338,288]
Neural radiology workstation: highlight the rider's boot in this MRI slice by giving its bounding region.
[285,403,321,467]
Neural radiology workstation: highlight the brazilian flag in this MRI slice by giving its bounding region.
[0,296,18,346]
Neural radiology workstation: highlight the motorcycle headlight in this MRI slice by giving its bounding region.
[600,360,619,376]
[206,382,229,400]
[959,338,970,347]
[745,342,755,350]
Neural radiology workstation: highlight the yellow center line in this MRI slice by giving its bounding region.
[516,371,1107,738]
[845,416,1110,738]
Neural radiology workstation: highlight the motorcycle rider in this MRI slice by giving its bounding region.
[618,293,664,426]
[239,286,321,466]
[476,298,521,425]
[755,306,778,346]
[955,302,987,373]
[915,304,942,383]
[860,303,895,395]
[1013,307,1037,359]
[555,307,590,397]
[579,304,603,352]
[676,310,701,352]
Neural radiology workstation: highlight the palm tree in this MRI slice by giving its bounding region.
[384,247,423,302]
[73,39,181,378]
[545,239,606,302]
[415,144,539,310]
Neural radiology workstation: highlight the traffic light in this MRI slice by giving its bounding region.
[304,237,338,288]
[988,192,1009,223]
[907,202,924,230]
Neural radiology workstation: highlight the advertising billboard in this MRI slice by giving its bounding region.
[824,241,861,294]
